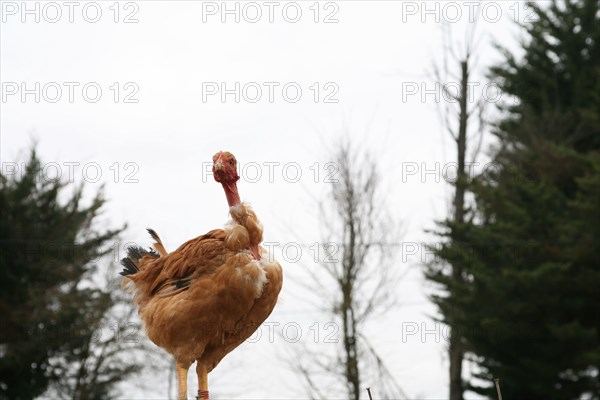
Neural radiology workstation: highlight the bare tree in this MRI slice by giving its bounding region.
[427,19,488,400]
[292,138,405,400]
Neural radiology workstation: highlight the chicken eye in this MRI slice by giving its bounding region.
[229,160,235,165]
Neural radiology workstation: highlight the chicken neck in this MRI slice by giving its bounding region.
[221,181,241,207]
[221,180,261,260]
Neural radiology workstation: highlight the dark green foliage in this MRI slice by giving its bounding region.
[491,0,600,152]
[0,147,140,399]
[426,1,600,398]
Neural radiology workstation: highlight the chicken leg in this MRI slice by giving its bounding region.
[195,363,209,399]
[176,362,190,400]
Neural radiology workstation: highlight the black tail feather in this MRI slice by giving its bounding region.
[147,228,160,243]
[119,245,159,276]
[120,257,138,276]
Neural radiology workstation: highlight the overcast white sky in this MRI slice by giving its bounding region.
[1,1,530,398]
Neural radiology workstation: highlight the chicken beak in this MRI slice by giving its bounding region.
[215,161,224,171]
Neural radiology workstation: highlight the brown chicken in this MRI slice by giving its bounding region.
[120,152,283,400]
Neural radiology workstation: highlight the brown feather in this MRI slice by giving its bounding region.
[123,204,283,372]
[147,228,169,257]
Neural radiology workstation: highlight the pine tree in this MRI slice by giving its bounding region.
[0,147,142,399]
[427,1,600,398]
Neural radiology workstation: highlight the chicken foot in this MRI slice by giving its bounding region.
[195,363,209,399]
[176,362,190,400]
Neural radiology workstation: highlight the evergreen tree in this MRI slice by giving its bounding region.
[0,147,141,399]
[426,1,600,398]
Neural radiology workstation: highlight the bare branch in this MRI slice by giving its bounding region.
[291,136,404,400]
